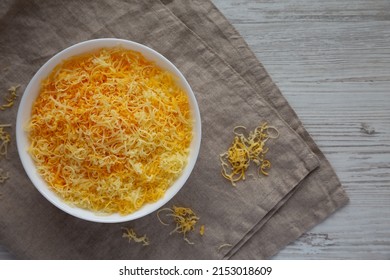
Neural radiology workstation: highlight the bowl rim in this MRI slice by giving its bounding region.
[16,38,202,223]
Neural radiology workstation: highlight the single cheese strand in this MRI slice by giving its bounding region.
[28,47,193,215]
[0,168,10,183]
[122,227,150,246]
[0,124,11,159]
[217,243,233,252]
[0,85,19,111]
[199,224,205,236]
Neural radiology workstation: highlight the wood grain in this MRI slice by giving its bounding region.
[1,0,389,259]
[211,0,390,259]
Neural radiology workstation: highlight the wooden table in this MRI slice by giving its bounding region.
[1,0,389,259]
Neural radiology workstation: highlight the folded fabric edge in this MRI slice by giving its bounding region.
[261,186,348,260]
[152,1,332,260]
[160,0,350,260]
[223,157,320,259]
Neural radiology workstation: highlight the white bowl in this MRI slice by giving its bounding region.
[16,38,201,223]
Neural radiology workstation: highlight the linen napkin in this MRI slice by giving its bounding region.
[0,0,348,259]
[163,0,350,259]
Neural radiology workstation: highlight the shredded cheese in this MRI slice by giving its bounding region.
[199,224,205,236]
[122,227,150,246]
[0,85,19,110]
[0,124,11,159]
[220,122,279,186]
[157,205,200,244]
[0,168,9,184]
[28,47,193,215]
[217,243,233,252]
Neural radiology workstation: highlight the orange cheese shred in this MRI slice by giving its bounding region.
[28,47,193,215]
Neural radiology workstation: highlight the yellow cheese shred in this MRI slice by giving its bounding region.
[199,224,205,236]
[217,243,233,252]
[0,124,11,159]
[0,85,19,110]
[0,168,10,184]
[122,227,150,246]
[220,122,279,186]
[28,47,193,215]
[157,205,200,244]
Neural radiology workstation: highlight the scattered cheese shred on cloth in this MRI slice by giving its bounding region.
[158,205,200,244]
[220,122,279,186]
[0,85,19,111]
[0,168,10,184]
[122,227,150,246]
[0,124,12,158]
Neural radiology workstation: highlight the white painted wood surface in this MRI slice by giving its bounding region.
[1,0,389,259]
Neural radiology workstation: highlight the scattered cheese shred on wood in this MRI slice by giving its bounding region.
[28,47,193,215]
[0,124,11,159]
[0,85,19,110]
[122,227,150,246]
[219,122,279,186]
[0,168,10,184]
[157,205,200,244]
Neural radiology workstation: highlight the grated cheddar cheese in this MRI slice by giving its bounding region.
[0,124,11,159]
[28,47,193,215]
[0,85,19,111]
[199,224,205,236]
[122,227,150,246]
[157,205,200,244]
[220,123,279,186]
[0,168,9,184]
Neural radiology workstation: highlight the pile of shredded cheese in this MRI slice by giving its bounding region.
[122,227,150,246]
[157,205,200,244]
[220,122,279,186]
[0,124,11,159]
[28,47,193,215]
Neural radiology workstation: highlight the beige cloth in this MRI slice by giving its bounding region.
[0,0,348,259]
